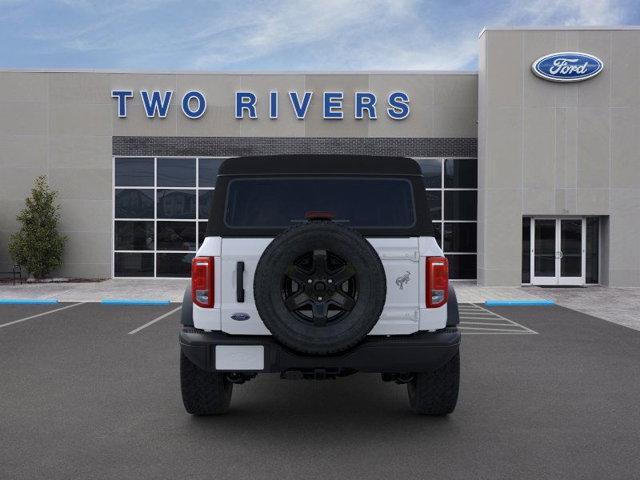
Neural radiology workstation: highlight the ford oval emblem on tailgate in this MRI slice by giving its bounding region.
[532,52,603,83]
[231,313,251,321]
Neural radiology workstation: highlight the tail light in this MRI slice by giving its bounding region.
[192,256,214,308]
[426,256,448,308]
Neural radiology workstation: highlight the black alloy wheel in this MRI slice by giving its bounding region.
[282,249,357,326]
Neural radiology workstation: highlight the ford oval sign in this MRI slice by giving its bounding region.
[532,52,603,82]
[231,313,250,321]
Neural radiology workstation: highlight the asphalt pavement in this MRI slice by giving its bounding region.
[0,302,638,480]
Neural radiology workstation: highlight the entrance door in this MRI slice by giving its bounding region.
[531,218,585,286]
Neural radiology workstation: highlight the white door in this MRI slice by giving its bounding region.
[531,218,585,286]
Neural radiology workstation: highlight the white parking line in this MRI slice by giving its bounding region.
[472,303,538,334]
[0,302,83,329]
[456,303,539,335]
[459,311,501,316]
[460,317,504,325]
[460,321,517,327]
[460,315,502,320]
[128,306,181,335]
[461,331,537,335]
[459,326,536,333]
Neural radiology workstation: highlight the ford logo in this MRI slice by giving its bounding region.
[532,52,603,83]
[231,313,250,321]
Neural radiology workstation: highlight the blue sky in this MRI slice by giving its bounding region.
[0,0,638,71]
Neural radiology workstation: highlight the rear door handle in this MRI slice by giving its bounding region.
[236,261,245,302]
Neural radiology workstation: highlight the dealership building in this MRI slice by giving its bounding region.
[1,26,639,286]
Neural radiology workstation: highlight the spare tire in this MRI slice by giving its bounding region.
[253,221,386,355]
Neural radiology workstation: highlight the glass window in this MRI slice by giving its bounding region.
[425,190,441,220]
[157,189,196,219]
[432,222,442,247]
[443,223,476,252]
[157,222,196,251]
[199,159,223,187]
[444,159,477,188]
[115,189,154,219]
[114,221,154,250]
[446,254,477,280]
[522,218,531,284]
[199,190,214,219]
[115,158,154,186]
[416,157,477,280]
[444,191,477,220]
[198,221,208,247]
[416,159,441,188]
[534,219,556,277]
[586,217,599,284]
[114,252,154,277]
[560,219,582,277]
[156,253,194,278]
[157,158,196,187]
[225,177,415,229]
[114,157,228,277]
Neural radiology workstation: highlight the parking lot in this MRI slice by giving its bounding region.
[1,302,639,480]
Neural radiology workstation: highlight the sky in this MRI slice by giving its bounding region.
[0,0,638,71]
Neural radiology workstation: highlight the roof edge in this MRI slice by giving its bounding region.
[479,25,640,38]
[0,68,478,76]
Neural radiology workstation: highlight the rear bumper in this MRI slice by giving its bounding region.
[179,327,461,374]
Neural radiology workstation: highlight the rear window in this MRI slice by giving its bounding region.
[224,177,416,229]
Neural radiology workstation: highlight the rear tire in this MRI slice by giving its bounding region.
[180,352,233,415]
[407,352,459,415]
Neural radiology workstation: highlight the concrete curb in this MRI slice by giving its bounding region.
[485,299,555,306]
[0,299,59,304]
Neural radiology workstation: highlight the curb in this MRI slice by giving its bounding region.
[100,299,172,305]
[485,299,555,306]
[0,299,59,305]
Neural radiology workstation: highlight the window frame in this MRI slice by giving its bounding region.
[415,157,478,280]
[113,156,478,280]
[112,156,226,279]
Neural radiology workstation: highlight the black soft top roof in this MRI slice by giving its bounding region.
[217,155,422,176]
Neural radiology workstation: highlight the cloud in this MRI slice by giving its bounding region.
[190,0,418,68]
[3,0,634,70]
[508,0,624,26]
[187,0,629,70]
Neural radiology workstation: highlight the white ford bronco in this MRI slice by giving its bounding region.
[179,155,461,415]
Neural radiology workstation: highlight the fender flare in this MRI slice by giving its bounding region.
[446,285,460,327]
[181,281,193,326]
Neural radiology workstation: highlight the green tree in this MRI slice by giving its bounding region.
[9,175,67,279]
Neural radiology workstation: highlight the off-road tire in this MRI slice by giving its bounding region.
[180,352,233,415]
[253,221,386,356]
[407,352,460,415]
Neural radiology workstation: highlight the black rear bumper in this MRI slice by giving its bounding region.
[179,327,461,374]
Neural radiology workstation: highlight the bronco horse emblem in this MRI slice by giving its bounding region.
[395,271,411,290]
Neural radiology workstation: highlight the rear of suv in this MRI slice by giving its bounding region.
[179,155,461,415]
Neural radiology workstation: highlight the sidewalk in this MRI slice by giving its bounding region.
[452,281,546,303]
[1,278,547,303]
[0,279,188,303]
[524,285,640,332]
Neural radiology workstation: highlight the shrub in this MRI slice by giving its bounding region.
[8,175,67,279]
